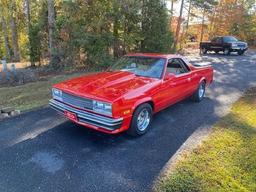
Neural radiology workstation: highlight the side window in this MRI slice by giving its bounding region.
[212,37,217,43]
[167,59,190,75]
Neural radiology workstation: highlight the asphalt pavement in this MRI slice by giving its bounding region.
[0,51,255,192]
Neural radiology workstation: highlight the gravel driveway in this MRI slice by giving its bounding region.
[0,51,255,192]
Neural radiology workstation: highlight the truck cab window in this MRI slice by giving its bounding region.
[216,37,222,43]
[212,37,217,42]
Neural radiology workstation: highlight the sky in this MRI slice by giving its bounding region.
[166,1,186,17]
[166,0,204,24]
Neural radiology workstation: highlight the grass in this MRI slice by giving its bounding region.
[0,72,84,112]
[155,87,256,192]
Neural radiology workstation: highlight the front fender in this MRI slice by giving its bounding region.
[132,97,153,112]
[199,77,206,84]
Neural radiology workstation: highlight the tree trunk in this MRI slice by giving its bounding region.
[113,19,119,58]
[25,0,35,67]
[200,8,206,43]
[170,0,174,24]
[183,0,192,45]
[209,6,217,39]
[10,1,20,62]
[113,2,119,58]
[0,16,12,60]
[186,0,192,31]
[173,0,185,50]
[47,0,58,67]
[141,0,147,51]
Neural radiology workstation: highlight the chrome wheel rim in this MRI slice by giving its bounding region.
[137,109,150,131]
[199,83,205,98]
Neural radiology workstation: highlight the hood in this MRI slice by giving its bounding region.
[231,41,247,47]
[54,71,158,102]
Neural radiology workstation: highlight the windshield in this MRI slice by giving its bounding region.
[223,36,238,42]
[109,56,166,79]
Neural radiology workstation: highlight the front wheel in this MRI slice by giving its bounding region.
[238,50,245,55]
[127,103,153,136]
[224,48,230,55]
[192,81,206,102]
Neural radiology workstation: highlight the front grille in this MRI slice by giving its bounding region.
[62,92,93,110]
[238,44,245,48]
[49,99,123,131]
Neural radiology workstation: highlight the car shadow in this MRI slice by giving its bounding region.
[0,95,218,192]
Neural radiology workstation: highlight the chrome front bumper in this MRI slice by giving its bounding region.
[49,99,123,131]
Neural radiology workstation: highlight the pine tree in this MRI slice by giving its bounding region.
[141,0,173,53]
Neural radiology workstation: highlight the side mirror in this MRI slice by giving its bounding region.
[164,73,175,81]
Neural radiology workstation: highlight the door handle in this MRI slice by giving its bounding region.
[187,78,191,82]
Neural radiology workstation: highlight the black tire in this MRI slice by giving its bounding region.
[238,50,244,55]
[202,48,208,54]
[223,48,230,55]
[192,81,206,102]
[127,103,153,137]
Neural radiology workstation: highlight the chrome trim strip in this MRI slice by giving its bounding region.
[49,99,123,128]
[77,119,119,131]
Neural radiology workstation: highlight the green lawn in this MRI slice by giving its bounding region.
[0,72,84,112]
[155,88,256,192]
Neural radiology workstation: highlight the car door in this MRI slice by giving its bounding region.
[216,37,224,50]
[211,37,222,50]
[159,58,194,108]
[210,37,217,50]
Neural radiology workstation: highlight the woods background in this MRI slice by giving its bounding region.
[0,0,255,70]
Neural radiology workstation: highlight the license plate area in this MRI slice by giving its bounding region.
[64,111,78,122]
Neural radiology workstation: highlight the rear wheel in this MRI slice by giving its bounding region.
[202,48,208,54]
[192,81,206,102]
[127,103,153,136]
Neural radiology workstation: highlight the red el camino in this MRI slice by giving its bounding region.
[50,53,213,136]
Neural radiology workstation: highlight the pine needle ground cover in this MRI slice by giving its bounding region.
[156,88,256,192]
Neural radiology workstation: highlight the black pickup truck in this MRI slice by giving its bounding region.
[200,36,248,55]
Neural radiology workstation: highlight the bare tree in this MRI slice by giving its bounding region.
[200,7,206,43]
[170,0,175,24]
[173,0,185,50]
[47,0,58,67]
[9,0,20,62]
[24,0,35,67]
[0,16,12,60]
[186,0,192,31]
[191,0,218,42]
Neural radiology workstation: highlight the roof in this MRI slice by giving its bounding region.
[126,53,181,59]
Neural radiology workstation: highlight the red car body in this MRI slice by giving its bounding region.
[50,53,213,134]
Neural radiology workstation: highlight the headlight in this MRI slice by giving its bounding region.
[52,88,63,101]
[93,100,112,116]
